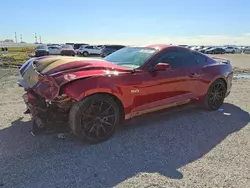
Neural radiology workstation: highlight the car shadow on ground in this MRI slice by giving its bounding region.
[0,103,249,188]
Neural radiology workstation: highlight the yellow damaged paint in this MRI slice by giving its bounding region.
[35,57,61,72]
[33,56,102,74]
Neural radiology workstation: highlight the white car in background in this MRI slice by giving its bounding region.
[48,46,62,55]
[77,45,101,56]
[76,45,88,55]
[222,46,242,54]
[243,46,250,54]
[190,46,203,51]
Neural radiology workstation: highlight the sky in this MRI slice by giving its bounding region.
[1,0,250,45]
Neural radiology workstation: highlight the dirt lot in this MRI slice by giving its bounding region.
[0,54,249,188]
[209,54,250,74]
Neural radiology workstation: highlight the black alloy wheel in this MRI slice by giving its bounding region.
[204,79,226,110]
[69,94,120,143]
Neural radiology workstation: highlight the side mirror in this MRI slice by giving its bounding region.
[152,63,171,71]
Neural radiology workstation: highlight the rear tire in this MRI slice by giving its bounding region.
[204,79,226,110]
[69,94,121,144]
[83,51,89,57]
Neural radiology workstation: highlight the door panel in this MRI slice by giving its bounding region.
[88,48,94,54]
[94,49,101,54]
[124,48,205,118]
[129,68,194,114]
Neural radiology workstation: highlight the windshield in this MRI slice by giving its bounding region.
[104,47,158,69]
[62,45,73,49]
[36,45,47,50]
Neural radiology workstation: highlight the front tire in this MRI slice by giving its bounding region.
[204,79,226,110]
[69,94,121,144]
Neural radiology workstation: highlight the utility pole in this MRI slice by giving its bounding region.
[35,33,37,43]
[39,35,42,44]
[15,32,17,43]
[20,34,23,42]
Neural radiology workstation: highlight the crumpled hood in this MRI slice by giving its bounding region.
[31,56,130,75]
[19,56,131,91]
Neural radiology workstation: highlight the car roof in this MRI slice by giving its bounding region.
[105,44,125,47]
[147,44,193,51]
[129,44,176,51]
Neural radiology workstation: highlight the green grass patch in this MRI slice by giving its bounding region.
[7,46,36,53]
[0,52,30,65]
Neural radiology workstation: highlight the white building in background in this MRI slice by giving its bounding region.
[0,39,14,43]
[0,41,39,47]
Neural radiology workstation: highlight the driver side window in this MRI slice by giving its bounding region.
[85,46,92,49]
[151,49,187,69]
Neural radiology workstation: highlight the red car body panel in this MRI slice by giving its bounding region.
[60,46,232,120]
[20,45,233,121]
[32,58,132,100]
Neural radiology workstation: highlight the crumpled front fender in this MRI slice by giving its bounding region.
[62,76,124,102]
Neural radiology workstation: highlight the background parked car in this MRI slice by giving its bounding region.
[35,45,49,57]
[76,45,89,55]
[190,46,202,51]
[48,46,62,55]
[97,45,104,49]
[243,47,250,54]
[60,45,75,56]
[198,46,213,53]
[100,45,126,57]
[78,45,101,56]
[73,43,89,54]
[47,44,61,47]
[205,47,226,54]
[223,46,242,54]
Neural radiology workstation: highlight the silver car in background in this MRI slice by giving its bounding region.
[242,47,250,54]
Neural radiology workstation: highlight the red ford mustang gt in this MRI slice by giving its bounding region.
[18,44,233,143]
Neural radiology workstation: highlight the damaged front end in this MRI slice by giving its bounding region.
[18,56,122,136]
[22,90,72,135]
[18,57,74,135]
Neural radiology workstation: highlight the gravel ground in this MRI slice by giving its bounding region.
[0,59,250,187]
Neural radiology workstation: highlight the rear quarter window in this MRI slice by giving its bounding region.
[191,52,206,65]
[190,52,212,66]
